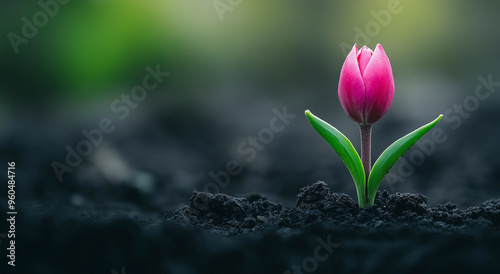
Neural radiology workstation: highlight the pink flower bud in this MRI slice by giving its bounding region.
[338,44,395,125]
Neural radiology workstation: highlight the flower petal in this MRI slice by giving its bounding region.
[362,44,394,124]
[338,44,365,124]
[357,46,373,76]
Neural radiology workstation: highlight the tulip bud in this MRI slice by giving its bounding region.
[338,44,394,125]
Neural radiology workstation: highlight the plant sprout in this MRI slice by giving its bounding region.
[305,44,442,208]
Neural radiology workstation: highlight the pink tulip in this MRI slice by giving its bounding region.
[338,44,394,125]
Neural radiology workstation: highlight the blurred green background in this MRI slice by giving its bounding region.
[1,0,500,207]
[2,0,499,112]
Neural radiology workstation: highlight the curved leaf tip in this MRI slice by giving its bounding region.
[366,114,443,205]
[304,110,366,207]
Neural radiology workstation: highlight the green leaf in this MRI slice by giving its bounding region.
[367,114,443,205]
[305,110,366,207]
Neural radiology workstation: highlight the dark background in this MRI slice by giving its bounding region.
[0,0,500,272]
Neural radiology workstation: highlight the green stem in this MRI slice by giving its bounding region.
[360,124,372,205]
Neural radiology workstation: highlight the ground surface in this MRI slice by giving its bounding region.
[4,181,500,273]
[1,103,500,273]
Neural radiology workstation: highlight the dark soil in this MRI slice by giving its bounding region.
[9,181,500,274]
[173,182,500,237]
[2,104,500,273]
